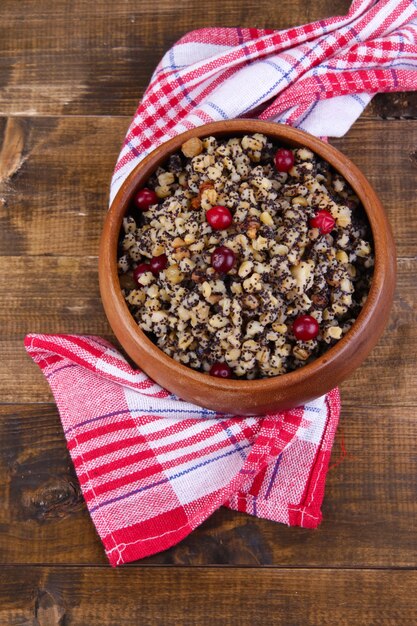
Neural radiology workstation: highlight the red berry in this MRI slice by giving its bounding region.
[211,246,236,273]
[293,315,319,341]
[274,148,294,173]
[133,263,152,284]
[310,210,335,234]
[210,362,232,378]
[150,253,168,274]
[206,205,233,230]
[133,188,158,212]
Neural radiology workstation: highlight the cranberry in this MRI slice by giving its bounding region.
[293,315,319,341]
[274,148,294,173]
[211,246,236,273]
[133,263,152,284]
[310,210,335,234]
[133,188,158,212]
[210,362,232,378]
[150,253,168,274]
[206,205,233,230]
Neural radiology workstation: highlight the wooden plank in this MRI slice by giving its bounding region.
[1,256,415,404]
[1,403,416,566]
[0,116,122,257]
[0,0,353,117]
[340,256,416,405]
[369,92,417,120]
[1,0,415,620]
[1,1,416,120]
[0,404,107,564]
[0,117,416,258]
[0,257,111,336]
[0,566,416,625]
[332,123,417,259]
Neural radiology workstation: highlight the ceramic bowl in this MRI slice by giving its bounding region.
[99,120,396,414]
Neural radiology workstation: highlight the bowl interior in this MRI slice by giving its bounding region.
[99,120,396,412]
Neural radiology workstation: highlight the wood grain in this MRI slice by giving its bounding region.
[332,123,417,259]
[1,1,416,121]
[1,566,416,625]
[1,257,415,404]
[1,404,415,566]
[370,92,417,120]
[0,117,415,257]
[0,116,121,257]
[0,118,26,183]
[0,257,111,336]
[0,0,353,117]
[1,0,417,621]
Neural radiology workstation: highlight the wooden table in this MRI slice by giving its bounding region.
[1,1,416,624]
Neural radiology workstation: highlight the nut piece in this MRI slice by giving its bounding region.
[173,248,190,261]
[238,260,253,278]
[208,314,229,329]
[158,172,175,186]
[201,188,218,210]
[201,281,212,299]
[126,289,146,306]
[191,180,215,210]
[298,147,314,160]
[137,271,153,286]
[165,264,184,284]
[325,326,343,340]
[172,237,186,249]
[260,211,274,226]
[292,196,308,207]
[152,244,165,257]
[271,323,287,334]
[151,310,167,323]
[336,250,349,264]
[356,240,371,258]
[243,273,262,293]
[191,270,205,284]
[184,234,196,245]
[181,137,203,158]
[155,185,171,199]
[242,294,258,309]
[293,346,310,361]
[291,260,314,292]
[311,294,328,308]
[247,220,260,240]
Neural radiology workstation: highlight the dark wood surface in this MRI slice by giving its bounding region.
[1,0,416,624]
[1,568,417,626]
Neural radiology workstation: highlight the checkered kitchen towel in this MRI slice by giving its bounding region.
[26,0,417,566]
[25,334,341,566]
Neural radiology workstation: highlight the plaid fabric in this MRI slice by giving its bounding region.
[25,334,340,566]
[111,0,417,204]
[25,0,417,565]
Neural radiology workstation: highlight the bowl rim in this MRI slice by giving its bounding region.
[100,119,396,395]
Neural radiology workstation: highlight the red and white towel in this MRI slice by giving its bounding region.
[26,0,417,565]
[25,334,340,566]
[111,0,417,203]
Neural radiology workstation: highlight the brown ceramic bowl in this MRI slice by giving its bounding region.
[99,120,396,415]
